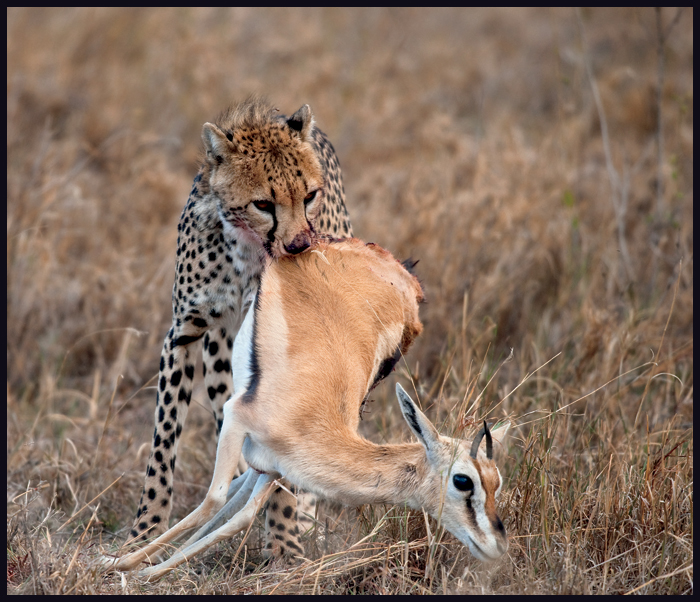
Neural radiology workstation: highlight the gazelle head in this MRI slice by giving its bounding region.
[396,384,510,561]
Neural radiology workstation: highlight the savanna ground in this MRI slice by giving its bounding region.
[7,7,693,595]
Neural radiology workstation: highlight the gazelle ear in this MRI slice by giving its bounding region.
[396,384,441,454]
[202,122,235,166]
[286,104,315,141]
[489,422,510,451]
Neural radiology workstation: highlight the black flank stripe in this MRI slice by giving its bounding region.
[371,345,402,390]
[242,293,263,404]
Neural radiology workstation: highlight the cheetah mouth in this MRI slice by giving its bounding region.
[263,241,277,258]
[264,242,301,260]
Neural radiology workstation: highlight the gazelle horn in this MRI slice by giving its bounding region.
[470,420,493,460]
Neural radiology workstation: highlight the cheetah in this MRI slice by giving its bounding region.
[130,98,353,560]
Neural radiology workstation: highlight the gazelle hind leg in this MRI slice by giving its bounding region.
[138,472,276,581]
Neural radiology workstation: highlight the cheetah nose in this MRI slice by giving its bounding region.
[285,234,311,255]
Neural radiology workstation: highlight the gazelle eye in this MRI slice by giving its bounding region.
[453,474,474,492]
[253,200,274,213]
[304,190,318,205]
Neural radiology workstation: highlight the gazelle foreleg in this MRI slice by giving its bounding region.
[138,471,276,581]
[110,395,248,571]
[181,466,259,547]
[226,465,256,501]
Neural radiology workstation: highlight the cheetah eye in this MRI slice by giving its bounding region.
[453,474,474,492]
[253,200,274,214]
[304,190,318,205]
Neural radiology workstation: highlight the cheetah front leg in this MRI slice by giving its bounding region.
[263,485,308,561]
[203,326,250,473]
[129,325,201,544]
[202,328,234,437]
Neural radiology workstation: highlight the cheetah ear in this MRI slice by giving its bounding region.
[286,104,315,141]
[202,122,235,166]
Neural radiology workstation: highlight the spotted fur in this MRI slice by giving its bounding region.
[262,484,314,560]
[130,98,352,557]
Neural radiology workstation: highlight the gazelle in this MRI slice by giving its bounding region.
[107,238,509,578]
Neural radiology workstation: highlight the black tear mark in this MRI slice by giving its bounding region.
[266,208,278,243]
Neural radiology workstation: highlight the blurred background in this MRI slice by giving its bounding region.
[7,8,693,594]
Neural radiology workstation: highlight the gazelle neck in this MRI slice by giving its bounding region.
[286,434,438,511]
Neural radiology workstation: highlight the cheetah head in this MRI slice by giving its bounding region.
[201,102,325,259]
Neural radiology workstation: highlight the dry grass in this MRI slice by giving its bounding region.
[7,7,693,594]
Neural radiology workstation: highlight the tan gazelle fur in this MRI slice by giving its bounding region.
[105,239,509,578]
